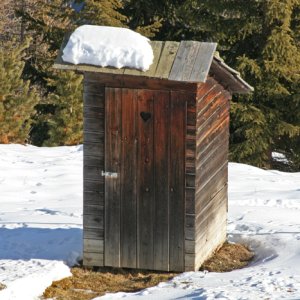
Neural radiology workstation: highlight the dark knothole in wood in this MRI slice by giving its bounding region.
[140,112,151,122]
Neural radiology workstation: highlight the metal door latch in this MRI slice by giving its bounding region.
[101,170,118,178]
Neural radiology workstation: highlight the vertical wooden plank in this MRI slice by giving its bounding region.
[120,89,137,268]
[137,90,154,270]
[104,88,122,267]
[145,41,165,77]
[185,96,197,270]
[168,42,217,82]
[83,82,105,267]
[154,42,180,79]
[168,41,199,82]
[169,91,186,272]
[189,43,217,82]
[153,90,170,271]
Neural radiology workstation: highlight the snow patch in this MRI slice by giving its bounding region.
[0,260,70,300]
[62,25,154,71]
[272,151,289,164]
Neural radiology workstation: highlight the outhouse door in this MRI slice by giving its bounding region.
[104,87,186,271]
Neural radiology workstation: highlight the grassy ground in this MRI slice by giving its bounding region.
[43,242,254,300]
[43,267,176,300]
[200,242,254,272]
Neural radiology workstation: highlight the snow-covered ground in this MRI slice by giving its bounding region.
[0,144,300,300]
[0,145,82,300]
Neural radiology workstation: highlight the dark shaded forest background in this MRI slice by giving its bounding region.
[0,0,299,170]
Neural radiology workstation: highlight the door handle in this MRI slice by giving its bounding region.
[101,170,118,178]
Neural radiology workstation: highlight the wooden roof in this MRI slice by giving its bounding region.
[54,38,253,94]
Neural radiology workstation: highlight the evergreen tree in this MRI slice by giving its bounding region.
[19,0,76,86]
[81,0,161,38]
[230,0,300,168]
[121,1,162,37]
[80,0,127,27]
[0,0,26,42]
[45,71,83,146]
[170,0,300,168]
[0,39,39,144]
[0,0,16,40]
[19,0,83,145]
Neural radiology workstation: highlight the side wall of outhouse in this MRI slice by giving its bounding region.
[192,77,231,270]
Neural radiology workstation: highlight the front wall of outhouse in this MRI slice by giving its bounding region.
[82,72,231,272]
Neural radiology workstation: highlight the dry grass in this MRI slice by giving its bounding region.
[200,242,254,272]
[0,283,6,291]
[43,267,176,300]
[43,243,253,299]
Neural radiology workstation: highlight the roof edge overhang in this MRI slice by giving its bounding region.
[210,56,254,94]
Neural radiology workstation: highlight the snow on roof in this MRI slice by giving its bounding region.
[62,25,154,71]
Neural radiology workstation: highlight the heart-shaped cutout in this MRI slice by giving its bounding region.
[140,112,151,122]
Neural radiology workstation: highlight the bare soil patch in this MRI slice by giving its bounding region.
[43,242,253,299]
[200,242,254,272]
[43,267,176,300]
[0,283,6,291]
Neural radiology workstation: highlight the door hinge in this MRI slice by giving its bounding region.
[101,170,118,178]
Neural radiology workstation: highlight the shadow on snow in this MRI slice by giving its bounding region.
[175,288,208,299]
[0,227,82,265]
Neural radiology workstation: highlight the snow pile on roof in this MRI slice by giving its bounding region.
[62,25,154,71]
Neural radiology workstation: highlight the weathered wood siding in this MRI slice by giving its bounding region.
[184,94,197,270]
[81,72,199,93]
[82,72,230,272]
[194,77,231,270]
[102,85,191,272]
[83,77,105,267]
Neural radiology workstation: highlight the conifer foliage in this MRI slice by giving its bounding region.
[20,0,83,146]
[80,0,161,38]
[122,0,163,37]
[0,40,39,144]
[19,0,77,86]
[175,0,300,168]
[81,0,128,27]
[45,72,83,146]
[230,0,300,168]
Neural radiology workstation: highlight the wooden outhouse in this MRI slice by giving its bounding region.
[54,40,253,272]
